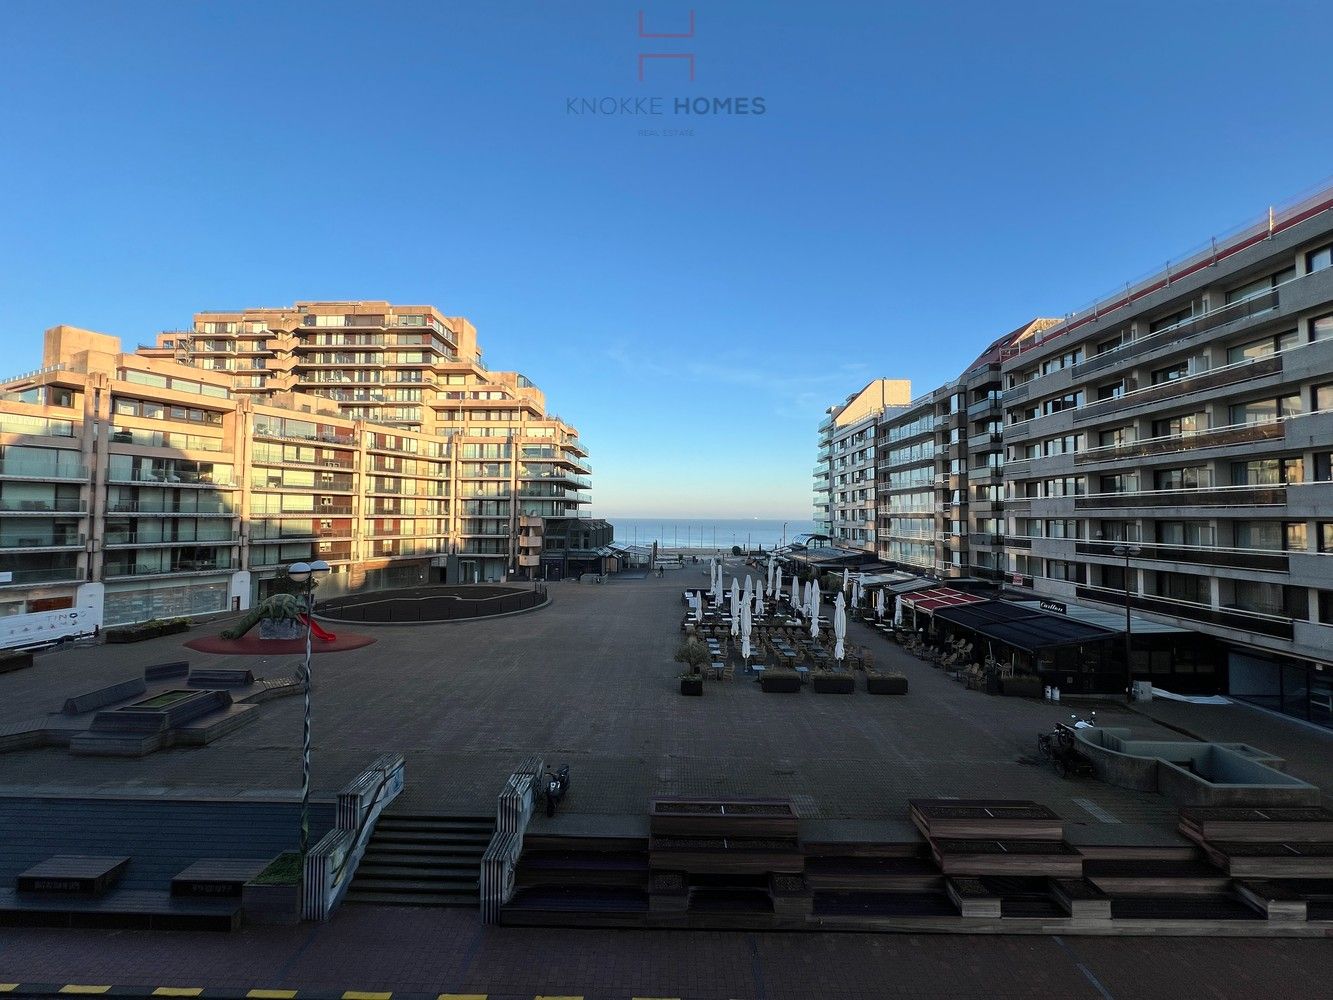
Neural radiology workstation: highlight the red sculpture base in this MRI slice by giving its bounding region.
[185,633,376,655]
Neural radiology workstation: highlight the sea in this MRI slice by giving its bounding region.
[607,517,816,552]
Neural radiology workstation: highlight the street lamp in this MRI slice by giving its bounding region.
[288,558,330,855]
[1111,544,1141,703]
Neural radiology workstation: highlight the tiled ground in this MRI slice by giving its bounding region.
[0,562,1326,829]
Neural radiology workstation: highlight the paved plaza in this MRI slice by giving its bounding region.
[2,561,1330,826]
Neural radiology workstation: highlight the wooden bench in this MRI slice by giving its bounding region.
[0,887,240,931]
[172,858,272,899]
[1049,877,1112,919]
[910,800,1064,841]
[16,856,129,895]
[1233,878,1308,921]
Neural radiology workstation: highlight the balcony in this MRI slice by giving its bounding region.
[1075,538,1289,573]
[1071,288,1279,379]
[0,498,86,515]
[0,566,84,586]
[966,465,1004,481]
[0,460,87,481]
[1074,484,1285,510]
[253,427,357,448]
[109,469,236,488]
[968,533,1004,547]
[254,476,356,494]
[104,561,233,579]
[1077,353,1283,421]
[966,396,1002,419]
[108,501,234,516]
[1074,584,1293,639]
[1074,419,1285,465]
[518,535,542,549]
[253,505,354,517]
[103,533,238,548]
[967,430,1003,449]
[0,532,85,550]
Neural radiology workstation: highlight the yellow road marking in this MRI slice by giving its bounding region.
[344,993,393,1000]
[153,991,204,997]
[535,996,583,1000]
[0,987,18,994]
[247,992,298,999]
[59,989,111,996]
[438,995,487,1000]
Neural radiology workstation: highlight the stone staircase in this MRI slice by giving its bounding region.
[344,813,493,907]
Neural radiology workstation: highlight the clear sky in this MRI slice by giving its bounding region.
[2,1,1332,519]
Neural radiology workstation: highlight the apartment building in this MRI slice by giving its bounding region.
[875,321,1056,578]
[1000,191,1333,726]
[0,312,593,629]
[139,301,590,579]
[815,379,912,553]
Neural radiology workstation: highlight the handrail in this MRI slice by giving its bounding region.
[480,754,544,924]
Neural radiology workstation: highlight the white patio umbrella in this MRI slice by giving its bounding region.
[773,569,783,608]
[790,572,799,610]
[712,563,723,607]
[810,579,822,639]
[842,567,850,593]
[742,574,754,610]
[875,587,885,620]
[740,599,752,664]
[766,554,776,596]
[893,594,904,626]
[693,590,704,625]
[855,573,865,608]
[802,580,811,616]
[729,577,740,637]
[754,585,766,619]
[833,590,847,663]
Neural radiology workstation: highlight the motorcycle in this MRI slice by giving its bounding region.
[544,764,570,817]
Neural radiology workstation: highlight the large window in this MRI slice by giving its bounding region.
[1228,394,1304,425]
[1312,313,1333,342]
[1307,243,1333,273]
[1231,457,1303,486]
[1157,571,1210,604]
[1226,329,1298,364]
[1225,267,1295,303]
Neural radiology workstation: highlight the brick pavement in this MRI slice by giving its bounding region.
[2,565,1311,829]
[1,904,1331,999]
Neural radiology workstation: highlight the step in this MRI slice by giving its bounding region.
[804,856,942,892]
[519,849,649,872]
[355,863,479,880]
[504,885,649,913]
[371,829,493,844]
[1109,894,1263,921]
[375,818,494,833]
[348,876,479,894]
[1083,858,1230,894]
[813,890,957,918]
[687,887,774,914]
[343,889,479,907]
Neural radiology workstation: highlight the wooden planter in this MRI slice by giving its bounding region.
[812,672,854,694]
[0,650,34,674]
[105,620,189,644]
[760,670,801,693]
[866,672,908,695]
[680,675,703,696]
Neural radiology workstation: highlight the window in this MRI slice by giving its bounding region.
[1149,305,1194,333]
[1152,413,1202,438]
[1155,467,1208,490]
[1315,384,1333,412]
[1152,361,1189,384]
[1226,330,1298,364]
[1157,521,1213,546]
[1307,244,1333,273]
[1285,522,1308,551]
[1157,571,1210,604]
[1313,314,1333,343]
[1230,580,1306,620]
[1228,394,1304,425]
[1320,523,1333,553]
[1225,266,1294,304]
[1231,457,1303,485]
[1234,522,1282,550]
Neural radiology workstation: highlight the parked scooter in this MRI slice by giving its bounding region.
[544,764,570,817]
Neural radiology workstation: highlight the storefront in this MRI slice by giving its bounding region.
[1228,650,1333,729]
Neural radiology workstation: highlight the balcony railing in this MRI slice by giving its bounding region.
[104,560,233,578]
[966,396,1002,419]
[1075,584,1294,639]
[103,533,238,547]
[1074,483,1286,509]
[1074,538,1289,573]
[0,498,86,514]
[0,566,83,585]
[0,460,87,480]
[1084,420,1284,464]
[1071,288,1280,379]
[108,501,233,515]
[109,469,235,487]
[1077,352,1284,421]
[0,533,85,549]
[968,533,1004,547]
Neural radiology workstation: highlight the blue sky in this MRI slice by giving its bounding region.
[2,1,1331,519]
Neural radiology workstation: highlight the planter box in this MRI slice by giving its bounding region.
[0,650,34,674]
[680,676,703,696]
[105,621,189,644]
[866,673,908,695]
[760,670,801,693]
[812,673,854,694]
[1001,676,1044,699]
[241,881,302,925]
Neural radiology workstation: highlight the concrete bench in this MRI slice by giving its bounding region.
[172,858,272,899]
[1234,878,1309,921]
[144,660,190,681]
[0,887,240,931]
[1050,877,1112,919]
[188,668,255,688]
[62,678,146,715]
[17,856,129,895]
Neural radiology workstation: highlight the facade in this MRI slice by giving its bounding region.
[815,379,911,553]
[0,311,594,630]
[1000,193,1333,725]
[875,321,1056,578]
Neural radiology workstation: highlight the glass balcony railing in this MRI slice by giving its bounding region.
[0,533,85,549]
[0,459,87,480]
[0,566,83,585]
[0,498,86,513]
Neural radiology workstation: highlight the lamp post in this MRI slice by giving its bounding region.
[287,559,330,855]
[1112,544,1141,703]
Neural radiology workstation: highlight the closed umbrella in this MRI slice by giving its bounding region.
[833,590,847,663]
[790,572,800,611]
[712,563,723,608]
[842,567,850,593]
[693,591,704,625]
[875,587,885,620]
[743,574,754,610]
[810,578,822,639]
[766,554,776,596]
[740,599,752,664]
[773,569,783,609]
[729,577,740,637]
[754,584,766,619]
[893,594,903,626]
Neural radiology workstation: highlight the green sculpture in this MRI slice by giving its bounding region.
[221,593,304,639]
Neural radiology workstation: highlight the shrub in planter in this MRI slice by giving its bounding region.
[1001,675,1044,699]
[673,638,711,675]
[105,618,191,644]
[0,649,34,674]
[760,669,802,693]
[242,851,303,926]
[866,671,908,695]
[679,674,704,696]
[812,672,854,694]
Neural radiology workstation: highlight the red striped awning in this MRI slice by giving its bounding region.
[900,586,986,615]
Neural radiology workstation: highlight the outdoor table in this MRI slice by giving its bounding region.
[709,661,725,679]
[795,665,811,684]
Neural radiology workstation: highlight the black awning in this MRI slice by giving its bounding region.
[933,600,1116,652]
